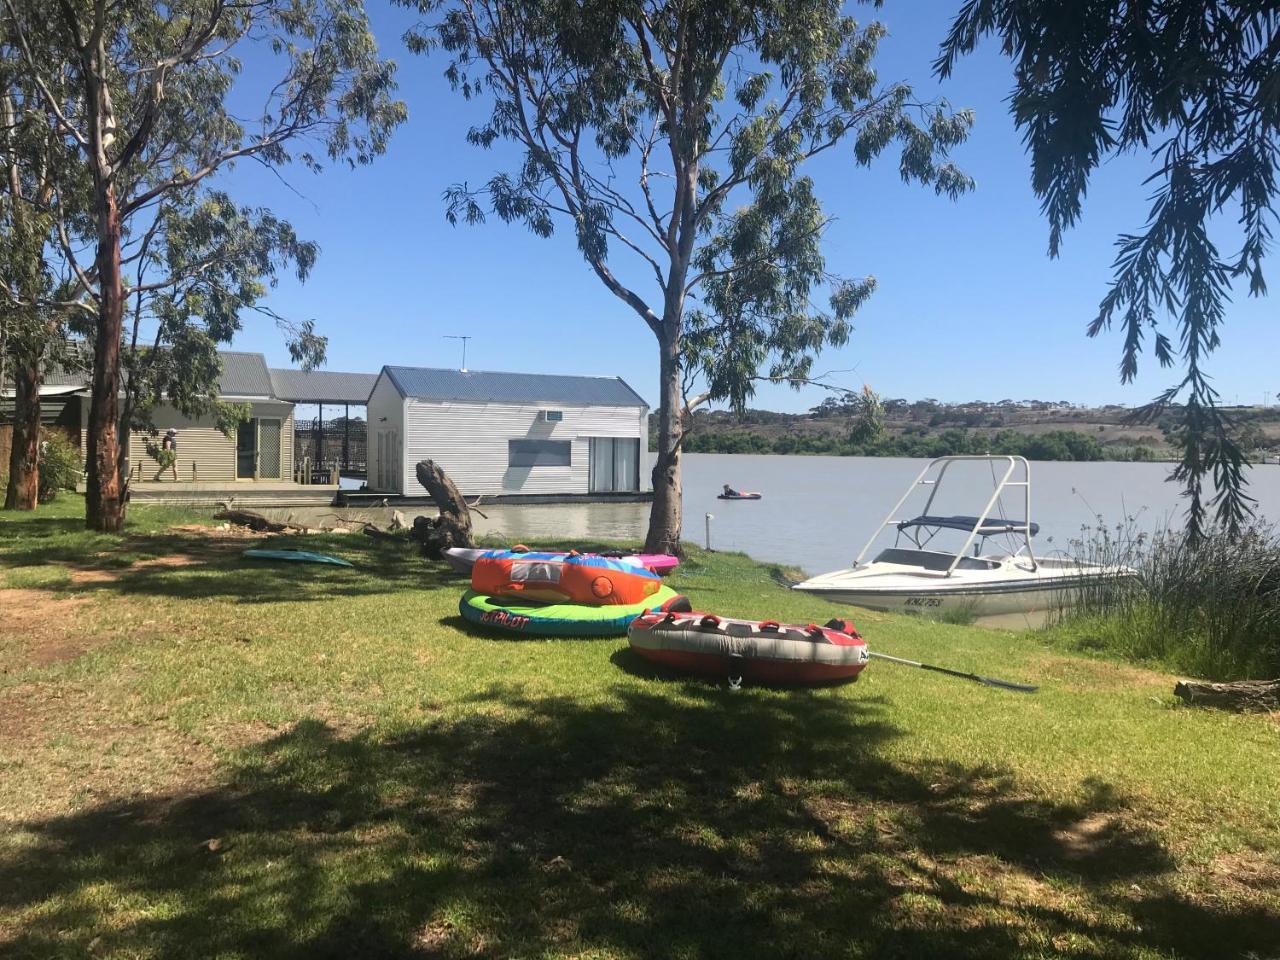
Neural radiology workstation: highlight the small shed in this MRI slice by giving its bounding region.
[366,366,649,498]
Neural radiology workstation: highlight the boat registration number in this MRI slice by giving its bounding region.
[904,597,943,608]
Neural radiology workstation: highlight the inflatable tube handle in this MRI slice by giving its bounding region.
[699,614,722,629]
[759,620,781,632]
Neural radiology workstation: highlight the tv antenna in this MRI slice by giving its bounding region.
[444,335,472,372]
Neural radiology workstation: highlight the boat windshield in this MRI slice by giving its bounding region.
[872,548,1000,572]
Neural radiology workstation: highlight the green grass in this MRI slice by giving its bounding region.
[1043,521,1280,680]
[1,497,1278,959]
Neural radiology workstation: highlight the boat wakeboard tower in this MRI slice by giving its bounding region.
[793,455,1130,617]
[867,454,1039,573]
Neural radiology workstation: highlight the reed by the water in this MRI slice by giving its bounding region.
[1047,519,1280,680]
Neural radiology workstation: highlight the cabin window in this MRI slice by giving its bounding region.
[589,437,640,492]
[509,439,572,467]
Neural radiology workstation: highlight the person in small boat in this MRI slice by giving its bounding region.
[722,483,741,497]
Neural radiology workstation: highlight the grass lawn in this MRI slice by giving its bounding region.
[1,497,1277,959]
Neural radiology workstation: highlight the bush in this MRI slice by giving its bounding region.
[1047,521,1280,680]
[38,431,84,503]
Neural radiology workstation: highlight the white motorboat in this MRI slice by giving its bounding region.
[793,455,1133,617]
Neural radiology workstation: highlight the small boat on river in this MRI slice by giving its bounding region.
[792,455,1133,617]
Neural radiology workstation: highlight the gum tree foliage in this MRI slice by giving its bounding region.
[114,190,323,487]
[937,1,1280,541]
[401,0,973,554]
[4,0,405,531]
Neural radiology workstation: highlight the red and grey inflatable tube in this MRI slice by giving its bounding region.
[627,611,869,685]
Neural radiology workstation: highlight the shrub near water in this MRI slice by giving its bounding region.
[1048,520,1280,680]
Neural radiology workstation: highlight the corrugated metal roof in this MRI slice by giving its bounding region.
[2,345,279,400]
[269,369,378,405]
[216,352,275,397]
[0,340,92,391]
[383,366,648,408]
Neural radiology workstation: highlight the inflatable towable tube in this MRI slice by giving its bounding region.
[628,610,869,685]
[460,585,692,637]
[445,547,678,577]
[472,551,661,606]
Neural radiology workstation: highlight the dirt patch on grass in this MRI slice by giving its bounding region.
[0,688,45,744]
[0,589,95,666]
[68,568,118,585]
[169,523,264,540]
[1054,812,1119,859]
[1209,850,1280,895]
[0,683,280,825]
[1033,653,1169,691]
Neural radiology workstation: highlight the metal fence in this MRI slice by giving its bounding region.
[294,416,367,477]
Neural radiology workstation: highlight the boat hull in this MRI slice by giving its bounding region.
[794,562,1132,617]
[796,580,1082,617]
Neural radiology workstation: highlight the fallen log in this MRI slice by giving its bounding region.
[410,460,475,559]
[362,523,403,542]
[213,509,301,534]
[1174,678,1280,713]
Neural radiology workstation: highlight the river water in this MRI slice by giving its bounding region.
[424,454,1280,577]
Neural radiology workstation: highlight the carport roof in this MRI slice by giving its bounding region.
[269,369,378,405]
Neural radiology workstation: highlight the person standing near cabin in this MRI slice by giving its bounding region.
[723,483,740,498]
[160,429,179,481]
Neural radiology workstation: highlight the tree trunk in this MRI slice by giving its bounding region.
[411,459,474,558]
[644,332,683,555]
[1174,678,1280,712]
[4,355,41,510]
[85,183,125,532]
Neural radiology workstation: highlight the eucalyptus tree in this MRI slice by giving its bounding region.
[4,0,405,531]
[0,29,83,510]
[402,0,973,553]
[937,1,1280,540]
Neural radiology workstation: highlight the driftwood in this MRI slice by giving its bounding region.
[1174,678,1280,713]
[213,509,301,534]
[362,523,403,542]
[409,460,474,559]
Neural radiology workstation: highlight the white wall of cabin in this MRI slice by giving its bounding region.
[400,399,648,497]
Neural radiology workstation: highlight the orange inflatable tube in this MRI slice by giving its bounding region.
[471,551,662,606]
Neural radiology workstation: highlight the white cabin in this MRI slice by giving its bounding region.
[366,366,649,498]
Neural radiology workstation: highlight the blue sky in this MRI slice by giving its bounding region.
[216,0,1277,413]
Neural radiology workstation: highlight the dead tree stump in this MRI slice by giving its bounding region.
[1174,678,1280,713]
[409,460,474,559]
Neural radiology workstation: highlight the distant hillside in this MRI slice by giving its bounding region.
[650,398,1280,462]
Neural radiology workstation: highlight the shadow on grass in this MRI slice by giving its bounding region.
[0,519,464,603]
[2,686,1269,958]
